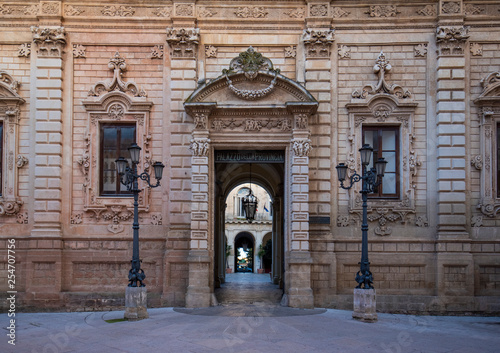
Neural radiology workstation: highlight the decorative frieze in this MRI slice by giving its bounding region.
[31,26,66,58]
[366,5,399,17]
[152,7,171,17]
[417,5,437,16]
[166,28,200,59]
[284,7,305,19]
[41,1,60,15]
[302,29,335,58]
[441,1,461,15]
[331,7,350,18]
[190,138,210,157]
[65,5,84,16]
[310,4,328,17]
[175,3,194,17]
[88,52,146,97]
[102,5,135,17]
[465,4,484,16]
[235,6,268,18]
[199,7,217,18]
[435,26,470,56]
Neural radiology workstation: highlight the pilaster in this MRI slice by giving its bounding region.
[435,20,469,238]
[30,26,66,237]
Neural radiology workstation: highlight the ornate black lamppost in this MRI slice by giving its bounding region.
[336,144,386,322]
[116,143,164,287]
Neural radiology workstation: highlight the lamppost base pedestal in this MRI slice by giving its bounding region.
[352,288,377,323]
[124,286,149,321]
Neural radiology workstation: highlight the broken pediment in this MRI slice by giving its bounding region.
[185,47,317,109]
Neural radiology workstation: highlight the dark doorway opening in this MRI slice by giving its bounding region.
[234,232,254,273]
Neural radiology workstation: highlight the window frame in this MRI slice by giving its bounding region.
[362,125,400,199]
[99,122,136,196]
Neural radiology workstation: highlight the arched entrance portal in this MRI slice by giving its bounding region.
[184,47,318,308]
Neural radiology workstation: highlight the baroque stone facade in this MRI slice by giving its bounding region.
[0,0,499,314]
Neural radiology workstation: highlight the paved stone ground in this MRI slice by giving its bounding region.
[215,273,283,305]
[2,274,499,352]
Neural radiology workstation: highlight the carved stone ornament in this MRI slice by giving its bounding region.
[194,113,208,130]
[205,45,218,58]
[0,70,25,218]
[16,212,28,224]
[471,155,483,170]
[310,4,328,17]
[284,8,305,19]
[16,155,28,168]
[235,6,268,18]
[471,215,483,228]
[417,5,437,16]
[436,26,470,56]
[151,213,162,225]
[415,215,429,227]
[337,215,350,227]
[222,47,280,100]
[102,5,135,17]
[102,205,133,234]
[18,43,31,57]
[292,139,312,157]
[31,26,66,58]
[166,28,200,59]
[474,71,500,219]
[41,1,60,15]
[441,2,461,14]
[199,7,217,18]
[352,52,411,99]
[366,5,400,17]
[414,44,428,57]
[65,5,84,16]
[332,7,350,18]
[284,46,297,58]
[302,29,335,58]
[464,4,484,16]
[88,52,146,97]
[152,7,171,17]
[151,45,164,59]
[71,213,83,224]
[190,138,210,157]
[338,45,351,59]
[470,43,483,56]
[73,44,86,58]
[175,4,194,17]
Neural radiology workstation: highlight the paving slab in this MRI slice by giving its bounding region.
[2,306,500,353]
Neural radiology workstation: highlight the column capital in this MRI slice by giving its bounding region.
[31,26,67,58]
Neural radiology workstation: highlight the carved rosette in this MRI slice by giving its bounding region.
[0,200,23,216]
[31,26,67,58]
[73,44,86,58]
[302,29,335,58]
[166,28,200,59]
[18,43,31,57]
[436,26,470,56]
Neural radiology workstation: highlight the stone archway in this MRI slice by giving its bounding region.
[183,47,318,308]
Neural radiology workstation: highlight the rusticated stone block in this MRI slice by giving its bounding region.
[352,288,377,322]
[124,286,149,321]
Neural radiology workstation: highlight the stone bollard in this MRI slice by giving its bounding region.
[124,287,149,320]
[352,288,377,322]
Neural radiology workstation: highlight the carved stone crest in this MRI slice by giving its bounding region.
[31,26,66,57]
[166,28,200,59]
[436,26,470,56]
[302,29,335,58]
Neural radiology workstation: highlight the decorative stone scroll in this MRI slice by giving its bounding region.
[0,70,26,218]
[166,28,200,59]
[436,26,470,56]
[474,71,500,218]
[302,29,335,58]
[31,26,66,57]
[88,52,146,97]
[353,52,411,100]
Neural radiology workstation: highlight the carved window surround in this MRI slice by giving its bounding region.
[81,53,154,231]
[474,71,500,218]
[0,71,26,217]
[345,93,419,236]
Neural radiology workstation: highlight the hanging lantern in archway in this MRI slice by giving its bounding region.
[242,189,258,223]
